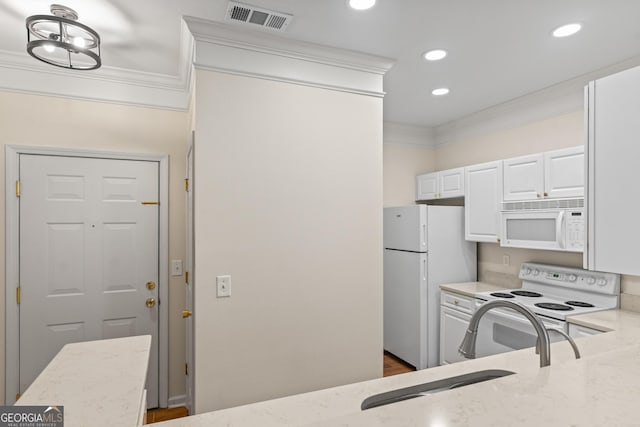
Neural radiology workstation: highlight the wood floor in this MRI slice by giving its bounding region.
[145,353,414,424]
[146,406,189,424]
[383,351,416,377]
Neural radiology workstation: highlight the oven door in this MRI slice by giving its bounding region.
[501,210,564,251]
[474,302,565,358]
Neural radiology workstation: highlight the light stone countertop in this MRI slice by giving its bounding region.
[16,335,151,427]
[155,290,640,427]
[439,281,507,297]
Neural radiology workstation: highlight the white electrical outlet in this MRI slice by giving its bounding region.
[171,260,183,276]
[216,275,231,297]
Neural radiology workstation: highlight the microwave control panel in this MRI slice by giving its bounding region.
[565,211,585,251]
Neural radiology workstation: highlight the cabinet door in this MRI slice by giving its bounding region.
[544,146,584,199]
[439,305,471,365]
[502,154,544,201]
[416,172,438,200]
[439,167,465,199]
[587,66,640,275]
[465,161,502,242]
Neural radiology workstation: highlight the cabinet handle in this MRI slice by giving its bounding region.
[454,299,459,305]
[536,193,541,198]
[544,192,548,197]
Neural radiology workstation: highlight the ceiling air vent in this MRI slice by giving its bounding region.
[225,1,293,32]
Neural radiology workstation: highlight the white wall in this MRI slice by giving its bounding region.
[382,121,436,207]
[0,90,190,404]
[383,143,435,207]
[192,70,383,412]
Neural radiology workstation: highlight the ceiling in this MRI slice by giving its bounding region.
[3,0,640,127]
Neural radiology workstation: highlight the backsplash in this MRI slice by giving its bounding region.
[478,243,640,313]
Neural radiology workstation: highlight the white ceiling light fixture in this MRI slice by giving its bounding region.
[432,88,450,96]
[424,49,447,61]
[552,23,582,38]
[25,4,101,70]
[348,0,376,11]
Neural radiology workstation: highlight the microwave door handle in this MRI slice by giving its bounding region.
[556,211,565,249]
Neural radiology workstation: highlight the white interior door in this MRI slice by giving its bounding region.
[185,138,195,414]
[19,154,160,407]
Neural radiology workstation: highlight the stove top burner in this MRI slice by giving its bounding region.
[565,301,595,308]
[490,292,516,298]
[534,302,574,311]
[511,290,543,298]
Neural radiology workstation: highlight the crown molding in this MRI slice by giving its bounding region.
[0,20,194,111]
[434,54,640,147]
[384,121,435,148]
[183,16,394,97]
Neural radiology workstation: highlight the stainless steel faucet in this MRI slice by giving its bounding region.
[458,300,551,367]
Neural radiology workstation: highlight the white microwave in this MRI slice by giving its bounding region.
[501,203,584,252]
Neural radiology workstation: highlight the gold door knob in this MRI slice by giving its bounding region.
[182,310,193,318]
[454,299,459,305]
[536,193,541,198]
[146,281,156,290]
[146,298,156,308]
[544,192,548,197]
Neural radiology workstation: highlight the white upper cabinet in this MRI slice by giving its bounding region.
[586,65,640,275]
[503,146,584,201]
[416,172,439,200]
[465,161,503,242]
[416,167,464,201]
[502,153,544,201]
[544,146,585,199]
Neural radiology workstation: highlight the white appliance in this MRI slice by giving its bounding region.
[473,263,619,358]
[501,200,585,252]
[384,206,477,369]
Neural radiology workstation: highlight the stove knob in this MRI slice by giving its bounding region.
[586,277,596,285]
[523,267,531,275]
[597,278,607,286]
[568,274,577,282]
[532,269,540,276]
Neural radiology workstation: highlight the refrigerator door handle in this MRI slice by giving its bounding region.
[422,224,427,249]
[423,257,427,281]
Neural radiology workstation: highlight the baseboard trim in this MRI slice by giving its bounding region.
[168,394,187,408]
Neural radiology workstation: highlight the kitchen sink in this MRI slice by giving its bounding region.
[361,369,515,410]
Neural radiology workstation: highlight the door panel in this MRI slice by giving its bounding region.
[19,154,159,407]
[503,154,544,201]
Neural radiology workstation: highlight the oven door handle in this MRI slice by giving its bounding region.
[478,305,564,329]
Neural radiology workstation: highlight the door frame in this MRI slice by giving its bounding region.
[5,145,170,407]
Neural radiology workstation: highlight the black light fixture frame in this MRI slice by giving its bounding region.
[26,10,101,70]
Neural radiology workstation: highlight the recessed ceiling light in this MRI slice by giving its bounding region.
[432,88,450,96]
[424,49,447,61]
[348,0,376,10]
[552,23,582,38]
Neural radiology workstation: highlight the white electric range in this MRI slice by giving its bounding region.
[471,262,620,358]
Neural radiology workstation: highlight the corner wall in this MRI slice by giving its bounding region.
[193,70,383,412]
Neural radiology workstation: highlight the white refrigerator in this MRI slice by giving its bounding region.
[384,205,477,369]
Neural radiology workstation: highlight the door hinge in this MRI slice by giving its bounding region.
[16,287,20,304]
[15,180,20,197]
[185,271,189,285]
[185,363,189,376]
[184,178,189,192]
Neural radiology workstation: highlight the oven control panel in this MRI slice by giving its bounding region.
[519,262,620,295]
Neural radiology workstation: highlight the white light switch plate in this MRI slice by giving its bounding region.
[171,260,183,276]
[216,275,231,297]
